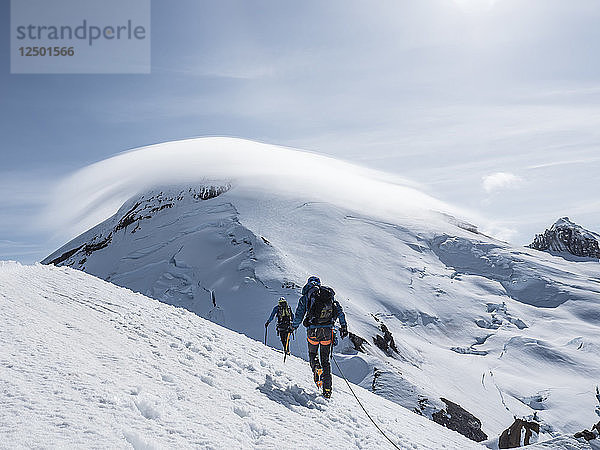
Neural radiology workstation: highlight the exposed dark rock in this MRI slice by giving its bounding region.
[281,280,300,289]
[574,429,597,441]
[150,202,174,213]
[46,233,113,266]
[373,335,386,352]
[574,421,600,441]
[371,367,382,392]
[528,217,600,259]
[498,418,540,448]
[432,398,487,443]
[46,245,84,266]
[190,184,230,200]
[373,324,398,355]
[84,233,112,254]
[115,202,142,232]
[413,396,429,416]
[349,332,367,353]
[572,383,600,441]
[381,324,397,353]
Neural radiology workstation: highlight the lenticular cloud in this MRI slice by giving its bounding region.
[44,137,470,238]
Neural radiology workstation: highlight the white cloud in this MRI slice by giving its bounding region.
[482,172,522,193]
[480,224,519,243]
[42,137,477,241]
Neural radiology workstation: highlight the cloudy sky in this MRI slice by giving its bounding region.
[1,0,600,263]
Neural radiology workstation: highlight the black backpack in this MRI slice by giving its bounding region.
[305,286,335,326]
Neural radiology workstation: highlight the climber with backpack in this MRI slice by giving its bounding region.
[265,297,295,356]
[292,276,348,398]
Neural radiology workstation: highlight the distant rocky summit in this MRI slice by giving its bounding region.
[528,217,600,259]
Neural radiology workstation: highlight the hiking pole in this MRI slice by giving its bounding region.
[283,332,291,363]
[264,325,268,346]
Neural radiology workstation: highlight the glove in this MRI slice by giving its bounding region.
[340,324,348,338]
[265,321,269,328]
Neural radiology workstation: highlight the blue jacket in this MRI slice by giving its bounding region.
[292,283,347,330]
[266,304,294,326]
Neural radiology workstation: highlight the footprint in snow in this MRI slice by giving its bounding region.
[161,374,174,383]
[233,405,250,418]
[134,397,161,420]
[257,375,325,411]
[200,375,215,386]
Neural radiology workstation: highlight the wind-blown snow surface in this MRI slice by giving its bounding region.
[0,262,482,449]
[42,138,600,444]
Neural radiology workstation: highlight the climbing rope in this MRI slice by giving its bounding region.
[331,353,401,450]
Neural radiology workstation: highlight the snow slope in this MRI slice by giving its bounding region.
[0,261,483,449]
[42,137,600,444]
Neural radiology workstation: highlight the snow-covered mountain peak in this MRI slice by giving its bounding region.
[529,217,600,259]
[553,217,578,228]
[43,137,471,241]
[551,217,600,239]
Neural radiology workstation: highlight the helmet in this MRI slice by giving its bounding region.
[307,276,321,286]
[278,296,287,304]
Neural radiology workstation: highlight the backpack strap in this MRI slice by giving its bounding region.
[307,285,320,310]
